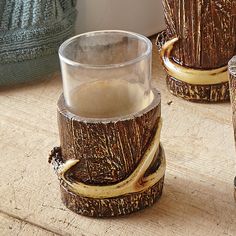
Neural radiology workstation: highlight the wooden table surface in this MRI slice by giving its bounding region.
[1,42,236,236]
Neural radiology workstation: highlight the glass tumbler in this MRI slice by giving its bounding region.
[59,30,153,118]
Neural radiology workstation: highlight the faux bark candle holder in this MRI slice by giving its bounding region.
[157,0,236,102]
[49,31,166,217]
[228,56,236,200]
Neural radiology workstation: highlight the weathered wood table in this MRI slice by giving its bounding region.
[1,42,236,236]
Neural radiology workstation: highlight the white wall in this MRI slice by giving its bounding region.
[75,0,165,36]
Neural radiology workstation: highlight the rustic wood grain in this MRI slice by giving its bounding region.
[163,0,236,69]
[57,91,161,185]
[60,177,164,218]
[166,75,230,102]
[54,89,163,217]
[0,43,236,235]
[161,0,236,102]
[48,143,164,217]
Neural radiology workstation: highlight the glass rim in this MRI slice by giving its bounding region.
[58,30,152,69]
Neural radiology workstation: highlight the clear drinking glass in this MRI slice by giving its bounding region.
[59,30,153,118]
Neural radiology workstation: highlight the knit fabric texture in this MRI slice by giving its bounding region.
[0,0,76,86]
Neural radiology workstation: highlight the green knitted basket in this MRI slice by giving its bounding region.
[0,0,76,86]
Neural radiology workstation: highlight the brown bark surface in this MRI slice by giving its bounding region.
[49,144,164,217]
[52,89,164,217]
[163,0,236,69]
[57,90,161,185]
[59,146,165,218]
[166,75,229,102]
[60,177,164,218]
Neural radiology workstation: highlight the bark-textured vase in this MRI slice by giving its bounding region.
[159,0,236,102]
[228,56,236,200]
[49,88,166,217]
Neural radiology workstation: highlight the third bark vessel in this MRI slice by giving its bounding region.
[160,0,236,102]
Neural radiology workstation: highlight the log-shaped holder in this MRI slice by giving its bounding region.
[157,0,236,102]
[228,56,236,200]
[49,87,166,217]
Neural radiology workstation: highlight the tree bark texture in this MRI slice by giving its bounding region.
[161,0,236,102]
[59,147,165,218]
[57,90,161,185]
[50,88,165,217]
[163,0,236,69]
[166,75,229,103]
